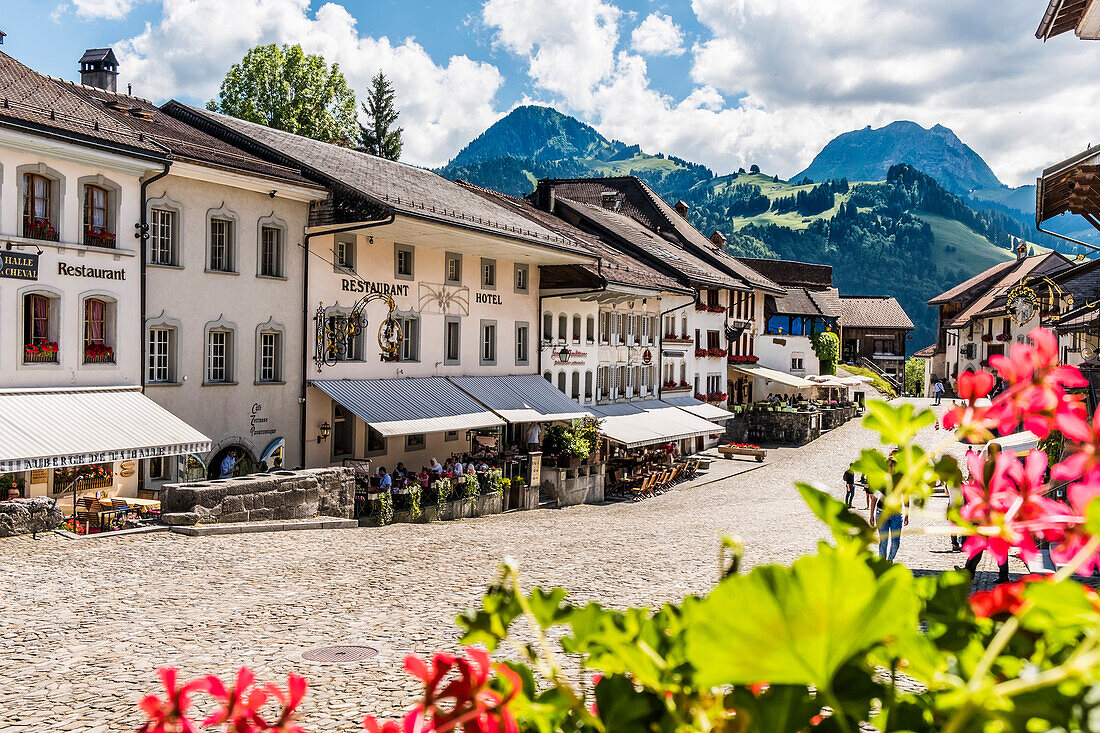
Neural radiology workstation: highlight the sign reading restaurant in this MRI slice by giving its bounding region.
[341,278,410,296]
[0,251,39,280]
[58,262,127,280]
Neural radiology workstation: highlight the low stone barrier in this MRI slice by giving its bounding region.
[0,497,64,537]
[161,468,355,526]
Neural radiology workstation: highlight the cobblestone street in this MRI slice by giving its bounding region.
[0,399,1009,732]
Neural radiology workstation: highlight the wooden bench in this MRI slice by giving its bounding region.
[717,445,767,462]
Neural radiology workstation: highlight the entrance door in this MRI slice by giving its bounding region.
[207,445,256,479]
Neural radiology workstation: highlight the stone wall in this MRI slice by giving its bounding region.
[541,464,605,506]
[0,497,64,537]
[161,468,355,526]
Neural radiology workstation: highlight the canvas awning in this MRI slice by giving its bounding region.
[0,386,210,473]
[727,363,816,389]
[661,394,737,422]
[311,378,504,437]
[591,400,724,449]
[448,374,590,423]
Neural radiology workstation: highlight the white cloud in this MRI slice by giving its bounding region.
[73,0,138,20]
[630,13,685,57]
[114,0,505,167]
[482,0,621,113]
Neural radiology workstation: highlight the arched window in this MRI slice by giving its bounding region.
[544,371,552,382]
[557,371,567,394]
[22,172,59,241]
[584,371,593,400]
[586,316,595,343]
[571,315,581,343]
[83,185,110,247]
[571,371,581,399]
[543,312,553,341]
[23,292,59,363]
[557,314,567,343]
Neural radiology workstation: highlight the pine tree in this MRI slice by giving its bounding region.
[359,72,403,161]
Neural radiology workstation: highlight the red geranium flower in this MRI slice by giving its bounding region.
[1049,471,1100,576]
[204,667,268,733]
[969,577,1042,618]
[138,667,211,733]
[262,674,310,733]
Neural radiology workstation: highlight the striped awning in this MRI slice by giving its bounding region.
[591,400,724,449]
[660,394,737,422]
[311,378,504,437]
[449,374,591,423]
[0,386,210,473]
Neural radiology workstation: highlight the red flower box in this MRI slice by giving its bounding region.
[695,348,708,358]
[706,347,728,358]
[706,392,729,402]
[694,392,707,401]
[727,354,759,364]
[996,334,1012,343]
[981,334,993,343]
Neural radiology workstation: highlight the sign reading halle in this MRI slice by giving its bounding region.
[0,251,39,281]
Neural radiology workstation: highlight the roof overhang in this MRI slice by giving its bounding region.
[1037,144,1100,231]
[168,160,326,202]
[1037,0,1097,39]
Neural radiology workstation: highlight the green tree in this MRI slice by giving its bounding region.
[207,44,358,146]
[359,72,403,161]
[904,357,926,395]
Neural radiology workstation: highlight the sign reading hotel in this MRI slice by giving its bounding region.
[58,262,126,280]
[341,278,410,296]
[475,292,503,305]
[0,251,39,280]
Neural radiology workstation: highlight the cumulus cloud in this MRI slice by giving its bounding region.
[630,13,685,56]
[482,0,621,113]
[114,0,505,167]
[73,0,139,21]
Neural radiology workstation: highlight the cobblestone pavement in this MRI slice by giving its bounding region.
[0,399,1018,732]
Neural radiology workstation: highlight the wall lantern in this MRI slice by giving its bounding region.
[316,420,332,444]
[554,346,572,364]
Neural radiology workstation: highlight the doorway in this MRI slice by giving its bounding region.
[207,445,256,479]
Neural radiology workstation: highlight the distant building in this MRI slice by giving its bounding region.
[837,295,914,381]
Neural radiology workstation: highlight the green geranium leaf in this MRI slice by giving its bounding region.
[593,674,664,733]
[457,583,522,651]
[1084,496,1100,536]
[852,449,892,494]
[932,454,963,490]
[797,483,876,551]
[525,587,571,628]
[1020,580,1100,637]
[685,546,919,688]
[863,400,934,446]
[727,685,820,733]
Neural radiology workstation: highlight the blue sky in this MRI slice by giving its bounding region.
[3,0,1099,186]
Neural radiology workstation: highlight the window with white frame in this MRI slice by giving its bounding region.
[599,311,609,344]
[208,218,234,272]
[707,374,722,394]
[571,315,581,343]
[148,328,174,383]
[641,314,651,345]
[206,330,232,383]
[515,322,529,365]
[597,366,608,399]
[625,314,636,346]
[791,355,804,372]
[444,317,460,365]
[258,331,281,382]
[571,371,581,399]
[260,226,283,277]
[150,208,177,265]
[399,315,420,362]
[481,258,496,289]
[610,313,622,345]
[584,371,593,399]
[514,263,529,293]
[326,310,362,361]
[335,237,355,271]
[480,320,497,365]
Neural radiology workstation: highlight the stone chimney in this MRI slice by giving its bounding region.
[0,30,6,45]
[710,230,727,246]
[600,192,618,210]
[1016,239,1028,261]
[674,200,689,217]
[79,48,118,92]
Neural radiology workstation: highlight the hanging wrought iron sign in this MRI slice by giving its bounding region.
[1007,275,1073,326]
[314,293,397,371]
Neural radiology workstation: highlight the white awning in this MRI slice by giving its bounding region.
[728,363,816,389]
[448,374,591,423]
[0,386,210,473]
[311,378,504,437]
[661,394,737,422]
[591,400,725,449]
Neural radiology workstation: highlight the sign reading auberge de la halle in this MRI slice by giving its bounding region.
[0,251,39,280]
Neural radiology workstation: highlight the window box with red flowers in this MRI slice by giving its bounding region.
[718,441,767,461]
[695,348,708,358]
[694,302,708,312]
[84,343,114,364]
[707,304,726,314]
[996,333,1012,343]
[83,227,116,249]
[694,392,707,401]
[981,334,994,343]
[23,217,58,242]
[55,463,113,491]
[707,347,728,358]
[663,381,691,393]
[23,341,59,364]
[728,354,759,364]
[706,391,729,403]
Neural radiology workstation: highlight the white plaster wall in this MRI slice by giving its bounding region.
[756,334,822,376]
[0,133,148,388]
[143,174,311,473]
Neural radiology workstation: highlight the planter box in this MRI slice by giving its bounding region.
[718,445,767,462]
[476,493,503,516]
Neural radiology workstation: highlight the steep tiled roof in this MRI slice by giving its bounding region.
[538,177,781,291]
[554,197,742,289]
[946,253,1072,328]
[913,344,937,358]
[456,181,688,294]
[736,257,833,288]
[839,296,915,330]
[773,286,841,317]
[0,50,165,158]
[59,82,313,185]
[927,259,1018,305]
[168,103,588,255]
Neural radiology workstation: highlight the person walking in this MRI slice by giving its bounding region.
[870,489,908,562]
[843,467,856,507]
[932,380,945,406]
[526,422,541,453]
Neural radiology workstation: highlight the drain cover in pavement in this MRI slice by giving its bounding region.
[301,645,379,662]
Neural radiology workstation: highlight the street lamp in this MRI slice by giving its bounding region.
[316,421,331,444]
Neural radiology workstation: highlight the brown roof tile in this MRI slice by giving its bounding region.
[0,50,165,158]
[838,295,915,329]
[927,259,1018,305]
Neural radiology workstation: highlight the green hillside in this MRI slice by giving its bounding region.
[916,212,1014,273]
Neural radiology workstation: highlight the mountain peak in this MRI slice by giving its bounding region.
[445,104,625,169]
[795,121,1002,193]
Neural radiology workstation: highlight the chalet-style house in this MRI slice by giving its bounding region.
[837,295,915,381]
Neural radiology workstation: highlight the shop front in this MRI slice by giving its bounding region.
[0,385,210,524]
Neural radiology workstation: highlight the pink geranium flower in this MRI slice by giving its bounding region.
[138,667,211,733]
[1050,472,1100,576]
